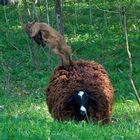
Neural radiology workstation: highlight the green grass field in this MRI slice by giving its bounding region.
[0,1,140,139]
[0,94,140,139]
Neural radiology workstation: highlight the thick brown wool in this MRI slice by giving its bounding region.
[46,60,114,124]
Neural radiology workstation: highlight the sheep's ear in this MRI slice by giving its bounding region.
[89,95,98,107]
[66,95,75,109]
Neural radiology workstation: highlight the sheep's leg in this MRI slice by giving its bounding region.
[74,115,80,122]
[53,48,66,66]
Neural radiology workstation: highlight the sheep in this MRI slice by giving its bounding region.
[46,60,114,124]
[24,22,72,65]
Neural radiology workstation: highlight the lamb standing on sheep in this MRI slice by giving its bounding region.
[25,22,72,65]
[46,60,114,124]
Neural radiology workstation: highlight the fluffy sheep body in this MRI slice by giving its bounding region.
[46,60,114,124]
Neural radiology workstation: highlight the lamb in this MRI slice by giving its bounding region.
[25,22,46,48]
[46,60,114,124]
[25,22,72,65]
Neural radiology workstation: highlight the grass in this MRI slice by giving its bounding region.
[0,94,140,140]
[0,1,140,139]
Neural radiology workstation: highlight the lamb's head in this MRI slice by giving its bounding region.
[25,22,40,37]
[66,90,97,117]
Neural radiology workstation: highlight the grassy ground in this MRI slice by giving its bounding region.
[0,1,140,140]
[0,94,140,140]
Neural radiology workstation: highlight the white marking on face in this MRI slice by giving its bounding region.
[78,91,84,99]
[80,106,86,112]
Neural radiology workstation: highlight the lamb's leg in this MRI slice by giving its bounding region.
[38,31,46,48]
[68,55,73,65]
[53,48,66,66]
[62,45,73,65]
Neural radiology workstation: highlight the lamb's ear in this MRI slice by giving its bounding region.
[89,95,98,107]
[30,21,36,25]
[66,95,75,110]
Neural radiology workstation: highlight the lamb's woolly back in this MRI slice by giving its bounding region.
[46,60,114,124]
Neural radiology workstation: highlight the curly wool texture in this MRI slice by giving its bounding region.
[46,60,114,124]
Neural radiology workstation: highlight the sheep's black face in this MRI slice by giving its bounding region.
[74,91,89,116]
[66,90,97,117]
